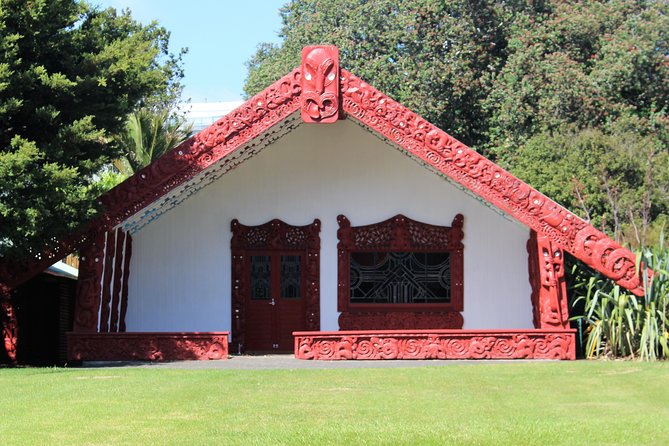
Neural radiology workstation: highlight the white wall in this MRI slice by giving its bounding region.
[125,119,533,332]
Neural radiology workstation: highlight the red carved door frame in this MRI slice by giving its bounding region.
[231,219,320,353]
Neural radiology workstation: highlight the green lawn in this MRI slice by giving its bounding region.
[1,361,667,445]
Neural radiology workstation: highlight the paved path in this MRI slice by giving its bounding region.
[82,355,529,370]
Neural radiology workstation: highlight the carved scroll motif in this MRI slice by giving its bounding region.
[73,228,132,333]
[301,46,339,123]
[295,330,575,360]
[73,230,106,332]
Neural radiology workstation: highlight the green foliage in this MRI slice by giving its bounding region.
[114,108,192,177]
[246,1,668,245]
[571,238,669,360]
[0,0,184,260]
[245,0,543,149]
[486,0,669,148]
[509,126,668,245]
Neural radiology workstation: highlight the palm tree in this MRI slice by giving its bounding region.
[114,108,193,177]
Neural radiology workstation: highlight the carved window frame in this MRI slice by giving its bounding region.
[337,214,464,313]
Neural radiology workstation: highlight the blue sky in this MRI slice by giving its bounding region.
[95,1,284,103]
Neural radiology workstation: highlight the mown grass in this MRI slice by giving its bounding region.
[1,361,667,445]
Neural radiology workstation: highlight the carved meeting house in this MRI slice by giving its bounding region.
[0,46,646,363]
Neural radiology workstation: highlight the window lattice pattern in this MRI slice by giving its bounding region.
[350,252,451,304]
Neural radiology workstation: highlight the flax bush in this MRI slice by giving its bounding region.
[571,236,669,360]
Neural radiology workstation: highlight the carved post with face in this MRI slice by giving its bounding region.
[301,45,340,123]
[528,231,570,329]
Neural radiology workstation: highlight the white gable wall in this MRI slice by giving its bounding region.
[125,120,533,332]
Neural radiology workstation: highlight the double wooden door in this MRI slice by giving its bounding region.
[244,252,305,352]
[230,218,320,354]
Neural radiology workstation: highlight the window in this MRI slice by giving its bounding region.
[337,214,464,312]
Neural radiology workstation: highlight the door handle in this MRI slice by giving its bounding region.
[269,298,276,306]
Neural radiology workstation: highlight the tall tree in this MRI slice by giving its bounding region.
[245,0,668,245]
[488,0,669,244]
[245,0,544,150]
[0,0,184,261]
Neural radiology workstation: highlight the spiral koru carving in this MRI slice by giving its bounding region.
[294,330,575,360]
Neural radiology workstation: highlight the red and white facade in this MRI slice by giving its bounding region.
[2,46,646,362]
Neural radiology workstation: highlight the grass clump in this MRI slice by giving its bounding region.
[571,236,668,360]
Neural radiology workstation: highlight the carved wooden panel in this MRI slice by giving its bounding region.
[301,45,340,123]
[338,311,464,330]
[231,219,320,353]
[295,329,575,360]
[337,214,464,329]
[528,231,570,329]
[67,332,229,361]
[1,284,18,363]
[73,230,106,332]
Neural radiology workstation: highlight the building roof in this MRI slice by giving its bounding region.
[2,46,646,295]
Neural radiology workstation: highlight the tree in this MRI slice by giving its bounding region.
[246,0,668,245]
[0,0,184,261]
[486,0,669,151]
[510,125,668,246]
[114,108,193,177]
[244,0,545,150]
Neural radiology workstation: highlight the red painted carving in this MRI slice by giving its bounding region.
[339,311,464,330]
[1,284,18,363]
[231,219,321,352]
[100,70,302,231]
[67,332,229,361]
[339,69,644,295]
[301,45,339,123]
[294,329,575,360]
[119,233,132,332]
[73,230,106,332]
[3,47,646,301]
[0,229,88,290]
[528,231,570,329]
[337,214,464,323]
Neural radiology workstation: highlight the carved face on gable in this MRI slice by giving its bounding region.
[301,46,339,123]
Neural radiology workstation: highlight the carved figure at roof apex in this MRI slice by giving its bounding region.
[301,45,339,123]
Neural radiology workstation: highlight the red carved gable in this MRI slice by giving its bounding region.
[2,46,645,297]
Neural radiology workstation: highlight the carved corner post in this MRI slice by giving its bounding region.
[304,221,322,331]
[301,45,340,123]
[73,229,106,332]
[527,231,570,329]
[230,220,247,355]
[1,283,18,364]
